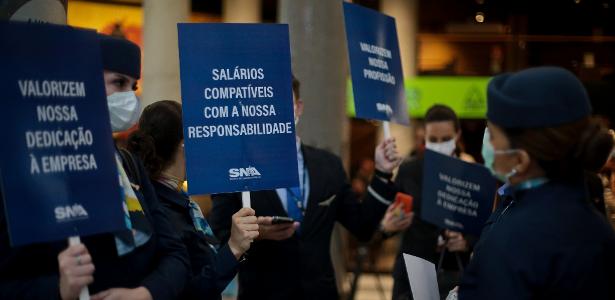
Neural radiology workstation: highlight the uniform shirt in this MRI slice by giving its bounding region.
[275,140,310,213]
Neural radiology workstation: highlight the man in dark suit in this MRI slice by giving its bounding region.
[210,76,401,300]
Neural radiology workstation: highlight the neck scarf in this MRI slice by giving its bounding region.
[114,154,152,256]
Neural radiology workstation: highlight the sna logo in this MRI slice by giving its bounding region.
[54,204,89,223]
[229,166,262,180]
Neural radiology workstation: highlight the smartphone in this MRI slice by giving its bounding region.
[271,216,295,224]
[394,192,413,214]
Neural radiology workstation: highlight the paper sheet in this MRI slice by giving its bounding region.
[403,253,440,300]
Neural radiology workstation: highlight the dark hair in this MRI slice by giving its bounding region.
[292,74,300,100]
[425,104,460,132]
[503,117,613,180]
[127,100,183,179]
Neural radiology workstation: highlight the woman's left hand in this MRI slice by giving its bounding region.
[381,203,414,234]
[445,230,469,252]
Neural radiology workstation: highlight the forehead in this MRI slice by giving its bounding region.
[103,70,136,82]
[425,121,456,135]
[486,121,505,137]
[486,121,512,148]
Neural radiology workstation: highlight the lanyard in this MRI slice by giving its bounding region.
[286,162,308,215]
[515,177,549,191]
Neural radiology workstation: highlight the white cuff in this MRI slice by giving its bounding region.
[368,185,392,206]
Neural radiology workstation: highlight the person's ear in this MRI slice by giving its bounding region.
[295,98,304,118]
[514,149,532,175]
[177,141,185,162]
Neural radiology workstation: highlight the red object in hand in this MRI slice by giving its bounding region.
[394,192,413,213]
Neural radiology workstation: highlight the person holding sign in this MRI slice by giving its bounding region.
[210,76,401,300]
[388,105,476,300]
[458,67,615,299]
[0,33,189,300]
[127,100,260,300]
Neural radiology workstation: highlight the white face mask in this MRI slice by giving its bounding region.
[425,139,456,156]
[107,91,140,132]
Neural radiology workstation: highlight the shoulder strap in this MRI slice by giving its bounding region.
[118,148,141,186]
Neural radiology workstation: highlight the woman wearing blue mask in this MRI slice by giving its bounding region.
[0,33,189,300]
[458,67,615,299]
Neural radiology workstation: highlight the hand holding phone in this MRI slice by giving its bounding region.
[256,216,299,241]
[393,192,413,219]
[271,216,295,225]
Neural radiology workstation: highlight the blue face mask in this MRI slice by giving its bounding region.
[482,128,518,183]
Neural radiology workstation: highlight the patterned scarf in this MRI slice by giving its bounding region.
[114,154,152,256]
[158,174,219,253]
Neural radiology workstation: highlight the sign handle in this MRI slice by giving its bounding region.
[68,236,90,300]
[242,191,251,208]
[383,121,391,139]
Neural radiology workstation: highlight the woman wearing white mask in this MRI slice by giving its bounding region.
[99,34,142,134]
[386,104,476,300]
[0,33,189,300]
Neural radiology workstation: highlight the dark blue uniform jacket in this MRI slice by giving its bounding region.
[459,180,615,300]
[153,181,239,300]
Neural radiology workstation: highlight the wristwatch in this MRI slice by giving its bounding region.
[379,223,396,239]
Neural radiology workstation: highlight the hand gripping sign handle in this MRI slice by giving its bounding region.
[383,121,391,139]
[68,236,91,300]
[242,191,251,208]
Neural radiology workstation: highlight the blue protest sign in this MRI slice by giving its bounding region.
[0,22,126,246]
[421,150,497,235]
[343,2,409,125]
[177,23,299,195]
